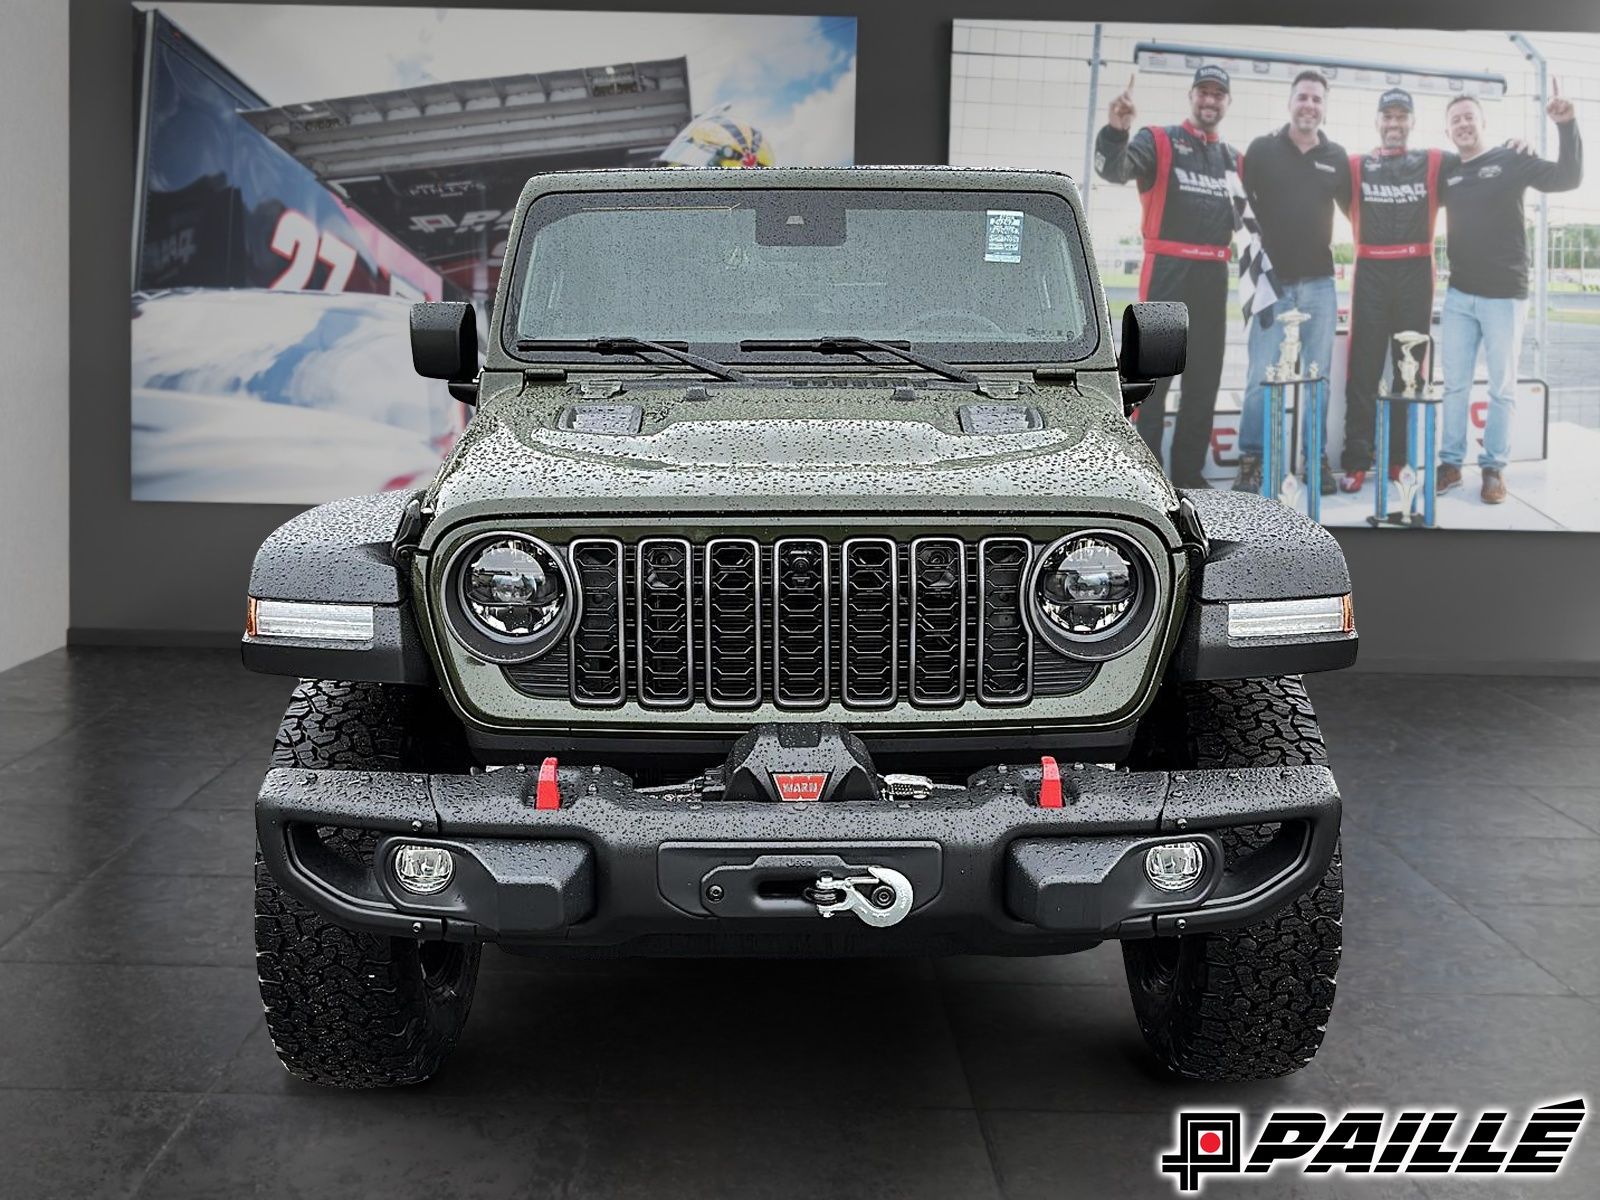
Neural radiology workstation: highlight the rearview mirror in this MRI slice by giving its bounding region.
[1119,302,1187,381]
[1116,302,1187,417]
[411,301,479,403]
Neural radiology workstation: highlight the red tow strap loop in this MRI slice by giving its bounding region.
[535,757,561,809]
[1037,756,1063,808]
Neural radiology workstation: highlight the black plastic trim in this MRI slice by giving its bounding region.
[248,490,417,605]
[1179,489,1352,602]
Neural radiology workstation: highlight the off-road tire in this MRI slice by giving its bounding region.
[255,679,481,1088]
[1123,676,1343,1081]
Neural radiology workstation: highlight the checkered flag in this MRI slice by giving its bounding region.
[1229,160,1279,327]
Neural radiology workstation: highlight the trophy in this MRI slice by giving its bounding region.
[1394,331,1431,397]
[1278,470,1305,508]
[1390,464,1421,523]
[1269,309,1311,381]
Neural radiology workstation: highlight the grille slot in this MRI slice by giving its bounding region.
[841,537,899,708]
[772,537,831,709]
[978,537,1034,705]
[909,537,967,706]
[502,643,570,697]
[704,538,762,709]
[635,538,693,708]
[1032,645,1098,696]
[568,538,625,706]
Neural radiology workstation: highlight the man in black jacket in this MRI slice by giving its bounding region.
[1096,66,1238,489]
[1233,70,1350,497]
[1438,86,1581,504]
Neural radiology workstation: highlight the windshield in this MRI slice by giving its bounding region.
[506,188,1099,365]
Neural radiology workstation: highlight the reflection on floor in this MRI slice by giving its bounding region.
[1,648,1595,1198]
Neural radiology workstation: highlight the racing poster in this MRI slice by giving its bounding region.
[951,21,1599,532]
[130,3,857,503]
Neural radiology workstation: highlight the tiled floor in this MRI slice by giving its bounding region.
[0,648,1595,1198]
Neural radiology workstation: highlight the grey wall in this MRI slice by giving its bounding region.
[70,0,1600,673]
[3,0,70,674]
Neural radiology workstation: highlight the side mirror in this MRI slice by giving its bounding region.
[411,301,479,404]
[1118,302,1187,415]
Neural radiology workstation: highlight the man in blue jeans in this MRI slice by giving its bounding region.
[1439,85,1580,503]
[1234,71,1350,495]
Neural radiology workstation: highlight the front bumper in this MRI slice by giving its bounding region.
[256,759,1340,956]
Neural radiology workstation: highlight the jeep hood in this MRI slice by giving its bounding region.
[425,379,1176,524]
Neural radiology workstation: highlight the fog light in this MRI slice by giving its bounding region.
[393,845,454,895]
[1144,842,1205,892]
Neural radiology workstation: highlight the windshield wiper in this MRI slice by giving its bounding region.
[517,337,749,383]
[739,337,980,386]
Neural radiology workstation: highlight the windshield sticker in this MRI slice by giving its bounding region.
[985,210,1023,263]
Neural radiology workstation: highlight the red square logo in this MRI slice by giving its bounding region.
[772,772,829,802]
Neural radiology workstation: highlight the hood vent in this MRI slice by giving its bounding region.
[556,404,644,435]
[957,404,1045,435]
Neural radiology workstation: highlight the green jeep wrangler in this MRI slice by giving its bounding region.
[243,167,1355,1088]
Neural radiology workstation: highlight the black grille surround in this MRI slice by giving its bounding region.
[504,534,1100,709]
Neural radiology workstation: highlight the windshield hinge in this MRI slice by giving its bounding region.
[976,379,1024,400]
[390,495,429,584]
[1173,494,1210,559]
[520,367,567,389]
[1032,367,1077,386]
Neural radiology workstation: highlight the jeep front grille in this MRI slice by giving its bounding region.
[506,535,1097,708]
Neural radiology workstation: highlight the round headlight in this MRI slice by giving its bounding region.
[1037,536,1137,636]
[444,533,574,664]
[1027,531,1158,662]
[463,539,563,638]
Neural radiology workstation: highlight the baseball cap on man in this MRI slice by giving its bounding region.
[1192,65,1231,93]
[1378,87,1415,112]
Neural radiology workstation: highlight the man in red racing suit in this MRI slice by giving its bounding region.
[1339,88,1444,492]
[1096,65,1238,489]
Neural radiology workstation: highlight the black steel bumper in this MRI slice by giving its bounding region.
[256,758,1340,956]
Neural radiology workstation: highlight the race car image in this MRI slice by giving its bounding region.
[131,289,467,504]
[655,103,775,168]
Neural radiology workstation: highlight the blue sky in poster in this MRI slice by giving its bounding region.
[139,4,857,165]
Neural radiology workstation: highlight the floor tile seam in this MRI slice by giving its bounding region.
[94,802,249,876]
[1516,787,1600,837]
[122,1088,213,1199]
[935,973,1010,1199]
[1344,836,1582,999]
[126,1009,266,1199]
[0,848,128,955]
[1465,686,1600,736]
[0,722,85,772]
